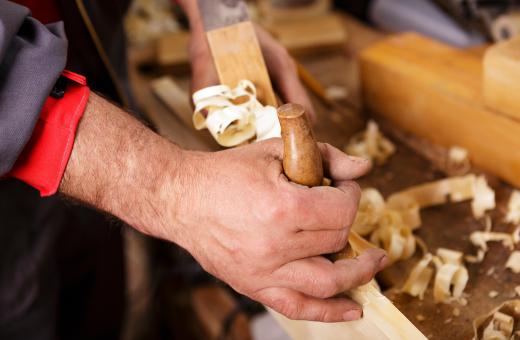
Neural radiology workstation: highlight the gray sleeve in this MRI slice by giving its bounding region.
[0,0,68,176]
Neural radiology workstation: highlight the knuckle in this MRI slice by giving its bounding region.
[317,276,341,298]
[250,235,276,258]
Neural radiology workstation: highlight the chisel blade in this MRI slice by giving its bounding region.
[196,0,250,32]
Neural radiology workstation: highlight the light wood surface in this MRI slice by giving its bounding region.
[156,30,190,69]
[206,21,277,106]
[360,33,520,188]
[263,13,347,56]
[483,36,520,121]
[258,0,331,24]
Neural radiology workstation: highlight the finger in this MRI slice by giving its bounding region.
[272,249,387,299]
[254,26,316,123]
[282,182,361,231]
[273,229,350,263]
[257,287,362,322]
[318,143,372,180]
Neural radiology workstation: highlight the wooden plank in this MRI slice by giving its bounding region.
[206,21,277,107]
[483,36,520,121]
[258,0,331,24]
[263,13,347,56]
[156,30,191,69]
[360,33,520,188]
[150,76,194,129]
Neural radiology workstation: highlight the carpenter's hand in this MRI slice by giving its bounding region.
[171,140,388,322]
[188,24,316,122]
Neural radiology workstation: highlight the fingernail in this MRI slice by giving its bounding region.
[343,309,362,321]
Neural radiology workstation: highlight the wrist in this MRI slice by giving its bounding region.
[59,93,189,244]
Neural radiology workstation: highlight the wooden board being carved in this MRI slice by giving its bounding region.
[483,36,520,121]
[360,33,520,188]
[206,21,277,107]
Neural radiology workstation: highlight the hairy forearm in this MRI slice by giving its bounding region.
[60,93,186,242]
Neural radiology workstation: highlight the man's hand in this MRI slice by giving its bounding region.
[171,140,388,322]
[178,0,315,122]
[61,93,387,322]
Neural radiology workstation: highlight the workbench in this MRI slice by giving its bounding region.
[127,13,519,340]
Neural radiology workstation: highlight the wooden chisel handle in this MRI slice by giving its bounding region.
[277,103,323,187]
[277,103,370,257]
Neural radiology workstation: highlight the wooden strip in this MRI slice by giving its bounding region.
[206,21,277,107]
[263,14,347,56]
[483,36,520,121]
[156,30,191,69]
[360,33,520,187]
[151,76,194,129]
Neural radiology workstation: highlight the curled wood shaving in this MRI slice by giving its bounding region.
[506,251,520,274]
[506,191,520,225]
[352,188,386,236]
[470,231,515,252]
[387,175,495,219]
[369,210,416,263]
[473,300,520,340]
[472,176,496,219]
[345,120,395,165]
[192,81,280,147]
[402,253,434,299]
[352,188,417,263]
[402,248,469,304]
[432,248,469,304]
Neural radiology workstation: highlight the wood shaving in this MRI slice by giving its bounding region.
[416,314,426,321]
[402,248,469,304]
[453,308,461,317]
[471,176,496,218]
[506,190,520,225]
[192,81,280,147]
[433,259,469,304]
[506,251,520,274]
[352,188,417,263]
[489,291,499,298]
[352,188,386,236]
[345,120,395,165]
[446,146,471,175]
[402,253,434,299]
[473,300,520,340]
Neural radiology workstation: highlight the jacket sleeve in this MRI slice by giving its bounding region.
[0,1,68,176]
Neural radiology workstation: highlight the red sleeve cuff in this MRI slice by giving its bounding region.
[9,70,90,197]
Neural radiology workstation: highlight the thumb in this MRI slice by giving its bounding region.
[318,143,372,180]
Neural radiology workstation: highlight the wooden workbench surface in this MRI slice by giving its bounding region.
[128,14,519,340]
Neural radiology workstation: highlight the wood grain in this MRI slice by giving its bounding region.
[360,33,520,188]
[206,21,277,107]
[483,36,520,121]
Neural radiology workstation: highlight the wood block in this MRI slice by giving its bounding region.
[206,21,277,106]
[264,14,347,56]
[360,33,520,188]
[258,0,331,24]
[483,36,520,121]
[151,76,193,129]
[156,30,190,68]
